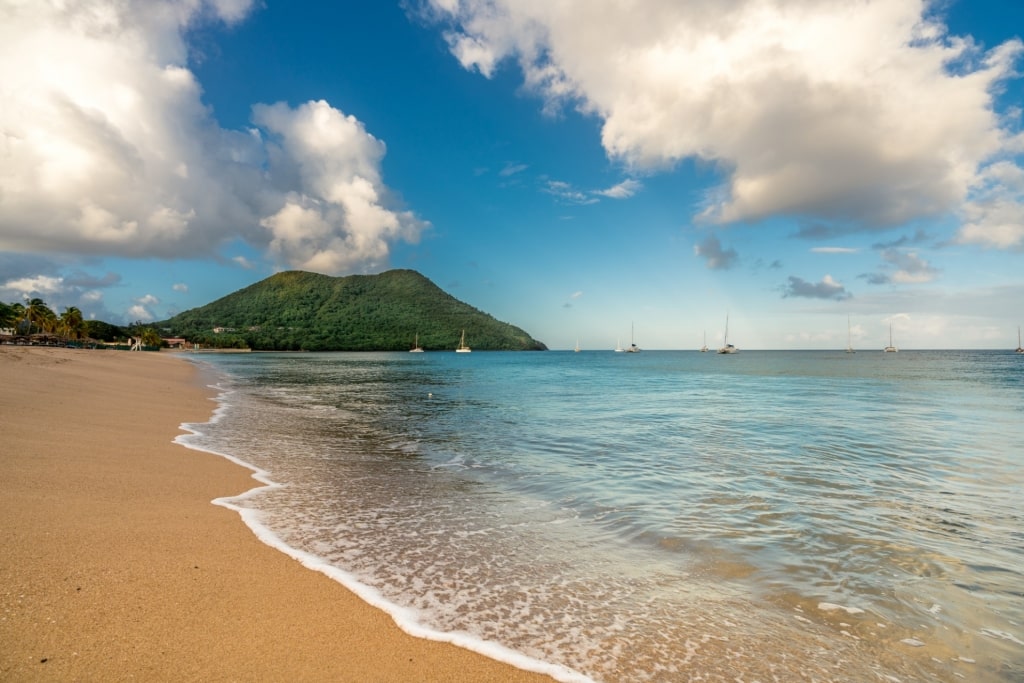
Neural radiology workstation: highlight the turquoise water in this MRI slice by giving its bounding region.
[181,350,1024,681]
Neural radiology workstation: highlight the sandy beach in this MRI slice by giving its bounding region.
[0,347,552,682]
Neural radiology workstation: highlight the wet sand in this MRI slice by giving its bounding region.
[0,346,552,682]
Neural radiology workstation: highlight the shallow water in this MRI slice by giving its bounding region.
[181,350,1024,681]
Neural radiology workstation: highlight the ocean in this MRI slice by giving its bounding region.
[178,349,1024,682]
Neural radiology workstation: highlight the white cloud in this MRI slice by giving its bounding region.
[543,180,598,205]
[135,294,160,306]
[955,160,1024,249]
[127,304,154,321]
[595,179,641,199]
[427,0,1024,241]
[811,247,859,254]
[3,275,64,295]
[172,283,189,292]
[253,100,428,272]
[500,162,528,176]
[0,1,425,274]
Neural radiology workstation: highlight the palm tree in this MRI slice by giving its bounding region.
[20,298,44,335]
[59,306,85,341]
[16,298,57,337]
[0,301,16,332]
[9,302,25,334]
[36,302,57,335]
[140,327,162,348]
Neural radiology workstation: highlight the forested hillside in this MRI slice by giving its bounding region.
[157,269,547,351]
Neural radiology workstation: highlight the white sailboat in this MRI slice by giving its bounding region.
[409,333,424,352]
[700,331,708,353]
[883,323,898,353]
[625,323,640,352]
[717,314,737,354]
[1016,326,1023,354]
[845,316,855,354]
[574,337,581,352]
[456,329,471,353]
[614,338,624,352]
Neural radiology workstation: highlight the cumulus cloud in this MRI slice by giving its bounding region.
[783,274,851,300]
[955,160,1024,249]
[863,248,940,285]
[123,294,160,321]
[0,259,128,321]
[172,283,189,292]
[693,234,738,270]
[425,0,1024,242]
[3,275,64,296]
[0,1,425,274]
[127,304,155,322]
[886,249,940,284]
[253,100,428,272]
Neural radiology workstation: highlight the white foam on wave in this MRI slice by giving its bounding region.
[817,602,865,615]
[980,628,1024,646]
[173,380,595,683]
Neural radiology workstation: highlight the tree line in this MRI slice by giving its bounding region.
[0,298,162,346]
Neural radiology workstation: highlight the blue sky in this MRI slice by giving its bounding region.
[1,0,1022,349]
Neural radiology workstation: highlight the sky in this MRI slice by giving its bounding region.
[1,0,1023,350]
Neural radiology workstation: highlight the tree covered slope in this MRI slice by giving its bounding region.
[158,269,547,351]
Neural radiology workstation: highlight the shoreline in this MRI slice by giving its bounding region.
[0,347,553,682]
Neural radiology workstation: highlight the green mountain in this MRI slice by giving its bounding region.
[157,269,547,351]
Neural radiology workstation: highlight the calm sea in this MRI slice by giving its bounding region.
[179,350,1024,682]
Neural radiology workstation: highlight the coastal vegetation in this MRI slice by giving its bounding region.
[0,299,162,347]
[2,270,544,352]
[155,269,547,351]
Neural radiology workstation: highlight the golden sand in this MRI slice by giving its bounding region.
[0,347,552,682]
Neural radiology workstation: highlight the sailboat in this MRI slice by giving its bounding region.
[883,323,898,353]
[845,316,855,354]
[614,338,624,352]
[717,314,737,354]
[625,323,640,352]
[456,329,471,353]
[700,331,708,353]
[1016,326,1023,354]
[574,338,581,352]
[409,333,424,353]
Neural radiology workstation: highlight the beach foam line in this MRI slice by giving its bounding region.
[173,379,595,683]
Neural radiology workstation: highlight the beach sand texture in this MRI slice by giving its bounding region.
[0,347,552,682]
